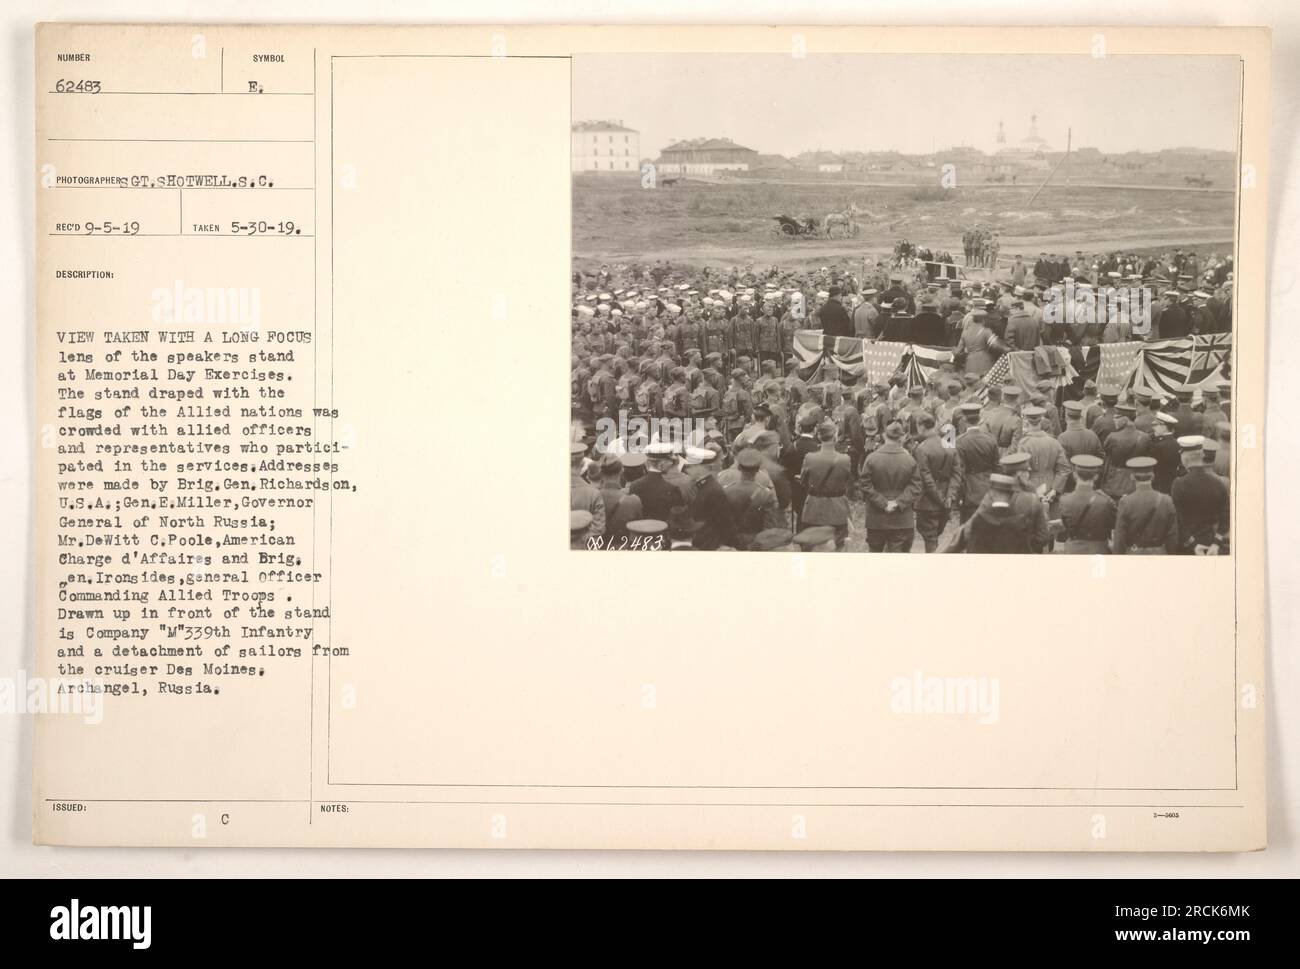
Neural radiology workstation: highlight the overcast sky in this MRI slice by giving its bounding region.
[573,53,1241,158]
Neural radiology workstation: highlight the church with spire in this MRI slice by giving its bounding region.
[995,114,1052,169]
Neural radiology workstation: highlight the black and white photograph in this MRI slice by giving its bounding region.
[570,53,1239,554]
[6,7,1293,925]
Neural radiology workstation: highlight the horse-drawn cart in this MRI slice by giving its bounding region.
[772,214,820,238]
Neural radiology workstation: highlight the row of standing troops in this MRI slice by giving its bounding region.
[759,377,1230,555]
[938,400,1229,554]
[577,298,816,361]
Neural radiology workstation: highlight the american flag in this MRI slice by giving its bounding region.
[1097,341,1143,392]
[975,354,1012,402]
[863,340,908,385]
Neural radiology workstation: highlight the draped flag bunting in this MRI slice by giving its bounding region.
[792,331,865,384]
[898,344,955,390]
[791,333,1229,404]
[795,333,954,389]
[1004,347,1078,398]
[980,335,1230,400]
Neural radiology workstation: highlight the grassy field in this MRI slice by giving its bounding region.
[572,173,1236,273]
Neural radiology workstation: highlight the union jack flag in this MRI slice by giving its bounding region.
[1189,333,1232,383]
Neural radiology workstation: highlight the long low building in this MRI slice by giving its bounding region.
[657,137,758,175]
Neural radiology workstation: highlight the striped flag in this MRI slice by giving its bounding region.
[791,330,825,378]
[792,331,865,384]
[898,345,955,390]
[1135,334,1231,396]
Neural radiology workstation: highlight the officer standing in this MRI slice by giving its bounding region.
[953,401,1000,522]
[983,385,1020,454]
[683,446,736,550]
[1089,387,1120,443]
[861,422,922,552]
[1112,457,1179,554]
[596,453,644,545]
[1170,388,1200,439]
[1171,436,1230,554]
[1148,412,1184,493]
[721,369,754,444]
[723,448,782,549]
[1198,386,1228,437]
[1100,403,1151,501]
[628,442,685,522]
[799,421,852,550]
[1057,455,1116,554]
[818,286,854,338]
[912,413,962,552]
[1057,399,1105,468]
[1015,404,1071,514]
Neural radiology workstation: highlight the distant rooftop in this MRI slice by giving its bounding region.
[572,120,638,133]
[796,150,843,164]
[661,136,757,153]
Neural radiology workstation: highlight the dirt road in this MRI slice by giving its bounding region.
[575,225,1234,271]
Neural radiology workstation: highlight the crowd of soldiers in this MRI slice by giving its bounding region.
[962,225,1000,268]
[570,252,1233,554]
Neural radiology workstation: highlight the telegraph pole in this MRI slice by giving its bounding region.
[1028,126,1072,205]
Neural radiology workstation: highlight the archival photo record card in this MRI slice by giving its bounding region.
[34,24,1268,849]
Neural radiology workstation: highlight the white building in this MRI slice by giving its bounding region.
[657,137,758,175]
[993,115,1053,171]
[572,120,640,174]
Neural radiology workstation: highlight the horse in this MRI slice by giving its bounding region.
[824,202,863,238]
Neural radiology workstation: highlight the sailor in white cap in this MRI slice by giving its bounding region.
[1148,411,1183,493]
[681,445,735,550]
